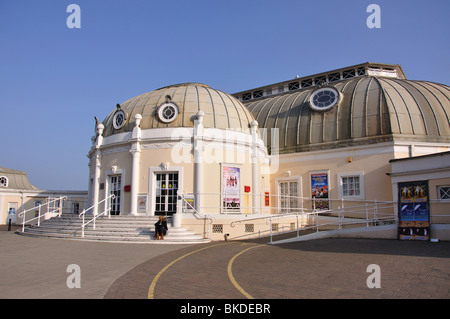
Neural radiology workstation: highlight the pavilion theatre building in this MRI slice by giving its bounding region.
[87,62,450,240]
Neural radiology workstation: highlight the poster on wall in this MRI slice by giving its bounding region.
[137,194,147,213]
[398,181,430,241]
[311,172,329,210]
[223,166,240,211]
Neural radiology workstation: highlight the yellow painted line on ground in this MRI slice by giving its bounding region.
[148,243,226,299]
[227,245,262,299]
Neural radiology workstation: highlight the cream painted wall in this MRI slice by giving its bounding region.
[271,144,396,211]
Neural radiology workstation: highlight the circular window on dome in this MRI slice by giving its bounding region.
[113,110,126,129]
[309,87,340,112]
[158,102,178,123]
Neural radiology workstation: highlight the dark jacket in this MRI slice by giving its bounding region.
[154,219,168,235]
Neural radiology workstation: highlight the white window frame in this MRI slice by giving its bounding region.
[276,176,302,213]
[337,171,365,200]
[104,168,125,215]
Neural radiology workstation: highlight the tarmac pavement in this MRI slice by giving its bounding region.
[1,227,449,299]
[0,229,192,299]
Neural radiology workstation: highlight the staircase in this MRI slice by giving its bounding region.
[16,214,210,244]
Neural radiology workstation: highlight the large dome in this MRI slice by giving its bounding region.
[244,77,450,153]
[102,83,255,137]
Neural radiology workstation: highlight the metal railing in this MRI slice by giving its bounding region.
[19,196,67,232]
[78,194,115,238]
[229,199,398,244]
[178,193,214,239]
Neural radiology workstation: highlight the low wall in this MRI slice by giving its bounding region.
[181,213,307,241]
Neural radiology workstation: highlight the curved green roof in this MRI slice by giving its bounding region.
[244,76,450,153]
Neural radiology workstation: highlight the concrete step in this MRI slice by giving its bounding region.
[17,214,209,244]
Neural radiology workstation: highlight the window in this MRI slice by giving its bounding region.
[438,186,450,200]
[72,203,80,214]
[314,76,327,86]
[328,72,341,82]
[301,79,312,88]
[357,67,366,76]
[342,176,360,196]
[288,82,300,91]
[252,90,263,99]
[113,110,126,129]
[158,103,178,123]
[343,69,356,79]
[309,87,340,112]
[242,92,252,101]
[0,176,8,187]
[279,179,301,213]
[338,172,365,199]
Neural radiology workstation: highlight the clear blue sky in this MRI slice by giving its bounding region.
[0,0,449,190]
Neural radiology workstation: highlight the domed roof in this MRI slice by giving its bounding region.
[244,76,450,153]
[102,83,255,137]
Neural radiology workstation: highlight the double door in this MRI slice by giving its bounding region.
[155,173,178,216]
[279,180,299,213]
[110,175,121,215]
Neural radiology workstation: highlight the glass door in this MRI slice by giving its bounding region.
[110,175,121,215]
[155,173,178,216]
[279,181,299,213]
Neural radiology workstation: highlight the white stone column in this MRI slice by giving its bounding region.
[251,120,259,214]
[173,192,182,228]
[92,123,104,216]
[193,111,204,214]
[129,114,142,216]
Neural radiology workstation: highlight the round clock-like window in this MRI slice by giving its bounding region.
[158,103,178,123]
[113,110,126,129]
[309,87,340,112]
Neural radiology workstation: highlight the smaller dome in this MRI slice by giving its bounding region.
[102,83,255,137]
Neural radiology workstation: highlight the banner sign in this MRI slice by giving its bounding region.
[223,166,240,211]
[311,172,329,210]
[398,181,430,241]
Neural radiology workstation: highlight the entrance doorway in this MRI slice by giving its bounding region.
[110,175,121,215]
[155,173,178,216]
[279,180,300,213]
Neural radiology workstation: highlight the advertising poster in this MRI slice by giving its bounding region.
[137,195,147,213]
[223,166,240,211]
[311,172,329,210]
[398,181,430,241]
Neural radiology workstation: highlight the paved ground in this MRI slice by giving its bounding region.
[1,227,449,300]
[0,229,192,298]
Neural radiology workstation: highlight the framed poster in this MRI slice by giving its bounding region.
[398,181,430,241]
[182,193,195,212]
[223,166,240,212]
[137,194,147,213]
[311,172,329,210]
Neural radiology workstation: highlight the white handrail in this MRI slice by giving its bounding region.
[224,197,397,244]
[19,196,67,232]
[178,193,214,239]
[79,194,115,238]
